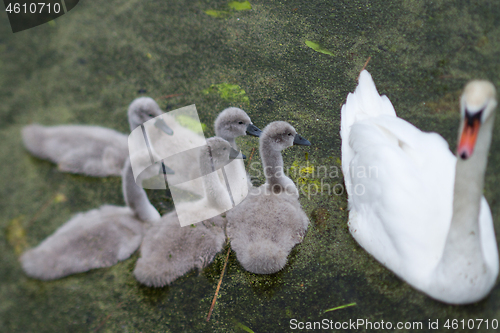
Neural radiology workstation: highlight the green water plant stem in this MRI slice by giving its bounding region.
[324,302,357,313]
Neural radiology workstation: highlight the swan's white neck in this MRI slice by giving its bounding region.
[429,113,496,303]
[450,115,494,236]
[122,160,160,222]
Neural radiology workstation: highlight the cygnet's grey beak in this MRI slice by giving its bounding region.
[246,123,262,137]
[293,134,311,146]
[159,161,175,175]
[229,148,246,159]
[154,118,174,135]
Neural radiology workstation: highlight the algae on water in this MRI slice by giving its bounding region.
[203,83,250,105]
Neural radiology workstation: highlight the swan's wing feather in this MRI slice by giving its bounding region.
[341,70,396,178]
[347,118,456,276]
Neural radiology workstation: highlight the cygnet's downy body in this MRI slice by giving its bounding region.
[22,97,173,177]
[133,137,243,287]
[20,158,160,280]
[227,121,311,274]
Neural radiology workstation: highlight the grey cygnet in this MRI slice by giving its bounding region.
[227,121,311,274]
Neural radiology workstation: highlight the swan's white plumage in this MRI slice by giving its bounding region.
[341,70,498,304]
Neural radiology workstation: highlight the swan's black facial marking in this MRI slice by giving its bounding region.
[464,108,484,126]
[457,108,483,160]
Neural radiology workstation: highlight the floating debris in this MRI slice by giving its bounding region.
[233,319,255,333]
[205,1,252,18]
[305,40,334,56]
[228,1,252,11]
[324,302,357,313]
[204,10,231,18]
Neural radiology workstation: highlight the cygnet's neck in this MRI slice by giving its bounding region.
[128,117,141,132]
[215,127,238,151]
[261,140,289,190]
[199,149,232,209]
[122,160,161,222]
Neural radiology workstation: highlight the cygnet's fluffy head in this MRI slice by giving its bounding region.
[127,97,164,130]
[214,107,260,141]
[458,80,497,159]
[260,121,311,151]
[200,137,241,173]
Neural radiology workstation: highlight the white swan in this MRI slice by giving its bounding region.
[341,70,498,304]
[19,158,160,280]
[133,137,240,287]
[227,121,311,274]
[21,97,174,177]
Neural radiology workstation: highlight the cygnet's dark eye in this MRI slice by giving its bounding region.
[288,133,292,136]
[223,147,227,150]
[148,113,155,118]
[238,121,244,124]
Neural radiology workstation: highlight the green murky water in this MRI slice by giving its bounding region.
[2,0,500,332]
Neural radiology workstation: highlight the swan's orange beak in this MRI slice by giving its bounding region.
[457,115,481,160]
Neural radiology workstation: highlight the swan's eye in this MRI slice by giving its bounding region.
[148,113,154,118]
[288,133,292,136]
[238,121,244,124]
[223,148,227,150]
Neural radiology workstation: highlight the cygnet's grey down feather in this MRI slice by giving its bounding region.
[134,137,238,287]
[20,206,143,280]
[133,213,226,287]
[20,159,160,280]
[227,121,311,274]
[21,97,170,177]
[22,124,129,176]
